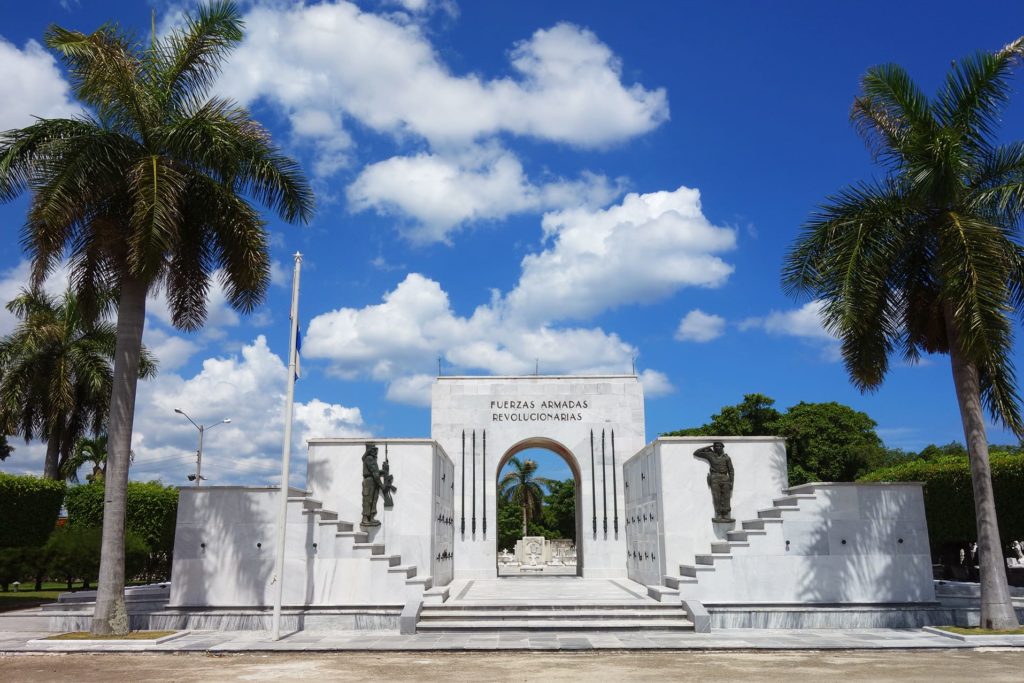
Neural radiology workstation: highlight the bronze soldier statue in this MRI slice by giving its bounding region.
[361,443,384,526]
[693,441,735,523]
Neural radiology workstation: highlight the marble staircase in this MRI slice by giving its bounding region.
[416,603,694,632]
[415,578,693,633]
[298,495,433,604]
[662,491,817,600]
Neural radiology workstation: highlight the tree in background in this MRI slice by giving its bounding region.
[541,479,577,541]
[499,457,553,536]
[61,434,121,484]
[0,437,11,461]
[665,393,885,483]
[0,1,313,634]
[777,402,886,484]
[783,38,1024,628]
[664,393,781,437]
[0,289,154,480]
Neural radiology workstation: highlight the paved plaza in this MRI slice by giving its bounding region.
[2,650,1024,682]
[2,626,1024,652]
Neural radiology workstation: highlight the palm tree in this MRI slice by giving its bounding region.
[0,288,154,480]
[499,457,553,535]
[783,37,1024,630]
[61,434,124,484]
[0,2,313,634]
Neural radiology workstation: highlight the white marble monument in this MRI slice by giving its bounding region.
[168,373,935,627]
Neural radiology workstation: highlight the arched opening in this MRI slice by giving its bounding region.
[495,437,582,577]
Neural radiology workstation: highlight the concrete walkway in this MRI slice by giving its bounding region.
[2,626,1023,652]
[4,651,1024,683]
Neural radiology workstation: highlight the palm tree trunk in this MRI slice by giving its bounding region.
[522,505,527,536]
[43,432,60,480]
[945,311,1019,629]
[91,275,147,636]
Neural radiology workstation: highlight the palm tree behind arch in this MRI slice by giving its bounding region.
[499,456,553,536]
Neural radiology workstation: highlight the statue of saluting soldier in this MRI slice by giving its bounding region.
[361,443,397,527]
[693,441,735,523]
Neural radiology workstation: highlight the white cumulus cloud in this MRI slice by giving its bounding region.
[348,146,623,243]
[739,300,840,360]
[638,369,674,397]
[128,335,369,486]
[304,185,733,404]
[504,186,736,323]
[739,300,834,340]
[675,309,726,343]
[217,3,667,153]
[0,37,80,130]
[304,273,638,405]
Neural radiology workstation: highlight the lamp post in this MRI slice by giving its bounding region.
[175,409,231,486]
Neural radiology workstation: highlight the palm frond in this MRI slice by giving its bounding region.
[851,64,935,167]
[152,0,243,111]
[935,37,1024,158]
[45,24,154,134]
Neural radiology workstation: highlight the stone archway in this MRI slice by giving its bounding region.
[494,436,583,577]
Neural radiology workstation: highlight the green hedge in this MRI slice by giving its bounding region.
[65,481,178,580]
[44,526,149,589]
[860,453,1024,554]
[0,473,65,548]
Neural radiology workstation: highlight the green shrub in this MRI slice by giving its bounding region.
[0,473,65,548]
[65,481,178,580]
[0,548,22,591]
[860,453,1024,555]
[0,546,51,591]
[44,526,149,590]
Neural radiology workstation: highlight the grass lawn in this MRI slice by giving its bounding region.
[937,625,1024,636]
[45,630,178,640]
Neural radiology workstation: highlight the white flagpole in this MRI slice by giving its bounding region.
[271,252,302,641]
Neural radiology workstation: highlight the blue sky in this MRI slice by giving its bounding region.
[2,1,1023,487]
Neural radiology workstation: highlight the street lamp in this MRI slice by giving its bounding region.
[175,408,231,486]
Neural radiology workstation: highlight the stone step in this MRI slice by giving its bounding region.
[369,554,402,566]
[695,553,732,566]
[741,518,783,530]
[664,575,699,589]
[0,610,50,631]
[710,541,748,553]
[772,494,816,507]
[336,520,355,532]
[679,564,716,577]
[352,542,385,555]
[289,496,322,510]
[388,565,417,578]
[646,584,679,603]
[419,608,688,620]
[336,530,367,542]
[57,584,170,604]
[422,583,446,603]
[725,530,753,541]
[304,508,338,521]
[757,508,784,519]
[416,618,694,632]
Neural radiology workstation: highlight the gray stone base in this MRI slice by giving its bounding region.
[47,607,402,633]
[707,603,1024,629]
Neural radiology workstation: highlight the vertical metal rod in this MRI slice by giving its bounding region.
[271,252,302,641]
[471,430,477,535]
[601,429,608,535]
[460,430,465,535]
[612,430,619,534]
[482,430,487,536]
[590,430,597,535]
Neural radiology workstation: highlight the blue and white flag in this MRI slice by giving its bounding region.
[294,325,302,381]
